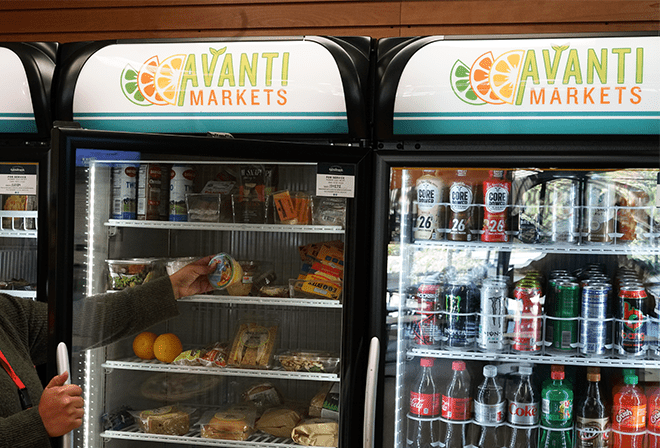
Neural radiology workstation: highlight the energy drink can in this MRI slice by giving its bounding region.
[478,278,507,352]
[442,279,477,349]
[616,285,648,357]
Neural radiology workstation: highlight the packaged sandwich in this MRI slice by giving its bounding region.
[199,408,256,441]
[137,405,191,436]
[227,320,278,368]
[255,406,303,438]
[291,418,339,447]
[241,382,283,412]
[309,383,333,418]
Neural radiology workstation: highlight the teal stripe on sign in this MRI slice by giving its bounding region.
[393,112,660,135]
[74,118,349,134]
[0,119,38,133]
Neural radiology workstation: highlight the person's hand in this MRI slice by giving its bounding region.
[169,255,217,299]
[38,372,84,437]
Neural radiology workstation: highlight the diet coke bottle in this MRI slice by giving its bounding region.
[407,358,440,447]
[507,366,539,448]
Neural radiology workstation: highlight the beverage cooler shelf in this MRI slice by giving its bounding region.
[106,219,345,234]
[102,425,300,447]
[102,358,340,382]
[407,347,660,369]
[411,239,660,256]
[181,294,342,309]
[0,211,37,238]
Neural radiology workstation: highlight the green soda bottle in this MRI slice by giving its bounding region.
[540,365,574,448]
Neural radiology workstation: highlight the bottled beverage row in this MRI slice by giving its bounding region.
[410,263,660,359]
[407,359,660,448]
[390,168,656,246]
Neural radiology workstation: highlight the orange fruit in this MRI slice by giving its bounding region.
[469,51,504,105]
[489,50,525,104]
[132,331,158,360]
[137,56,168,106]
[153,333,183,363]
[154,54,186,105]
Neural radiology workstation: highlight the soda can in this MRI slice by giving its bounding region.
[478,278,507,352]
[414,172,445,241]
[584,176,616,244]
[111,163,139,220]
[442,279,477,349]
[169,165,195,221]
[512,280,543,352]
[552,281,580,351]
[579,283,611,357]
[412,279,441,347]
[616,285,648,357]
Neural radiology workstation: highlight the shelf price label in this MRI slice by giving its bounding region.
[0,164,37,195]
[316,163,355,198]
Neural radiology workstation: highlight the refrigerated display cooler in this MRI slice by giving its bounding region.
[49,37,373,448]
[370,33,660,448]
[0,42,56,303]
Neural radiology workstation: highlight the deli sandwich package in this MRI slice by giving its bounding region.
[227,318,279,368]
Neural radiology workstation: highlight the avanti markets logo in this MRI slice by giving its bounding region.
[450,44,645,106]
[120,47,290,107]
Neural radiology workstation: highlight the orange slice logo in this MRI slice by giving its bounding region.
[154,54,186,106]
[489,50,524,104]
[469,52,504,105]
[137,56,169,106]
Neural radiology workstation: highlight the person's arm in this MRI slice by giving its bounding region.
[0,407,51,448]
[73,255,216,349]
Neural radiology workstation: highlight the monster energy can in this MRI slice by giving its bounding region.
[478,278,508,352]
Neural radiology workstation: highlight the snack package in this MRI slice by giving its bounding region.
[226,261,260,296]
[313,197,346,227]
[309,383,333,418]
[291,418,339,447]
[198,342,228,368]
[199,408,256,441]
[173,349,206,366]
[275,350,339,373]
[242,382,283,412]
[137,405,191,436]
[255,406,302,438]
[227,321,278,368]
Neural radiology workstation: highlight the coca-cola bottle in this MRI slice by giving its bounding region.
[475,364,505,448]
[407,357,440,448]
[442,360,471,448]
[507,366,539,448]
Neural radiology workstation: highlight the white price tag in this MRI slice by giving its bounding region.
[0,165,37,195]
[316,163,355,198]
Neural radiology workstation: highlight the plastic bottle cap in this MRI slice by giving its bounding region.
[452,361,466,371]
[587,366,601,382]
[550,365,565,380]
[420,358,434,368]
[483,365,497,378]
[625,375,639,385]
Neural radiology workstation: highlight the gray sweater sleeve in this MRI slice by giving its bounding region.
[73,276,179,349]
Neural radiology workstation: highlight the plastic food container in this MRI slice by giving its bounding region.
[165,256,198,275]
[208,253,243,290]
[275,350,339,373]
[186,194,222,222]
[107,259,154,290]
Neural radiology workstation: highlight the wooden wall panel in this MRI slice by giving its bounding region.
[0,0,656,43]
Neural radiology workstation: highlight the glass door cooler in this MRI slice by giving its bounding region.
[370,33,660,448]
[48,128,371,448]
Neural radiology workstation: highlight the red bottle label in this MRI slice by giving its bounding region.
[481,179,510,243]
[410,391,440,416]
[613,404,646,431]
[441,395,471,420]
[648,406,660,432]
